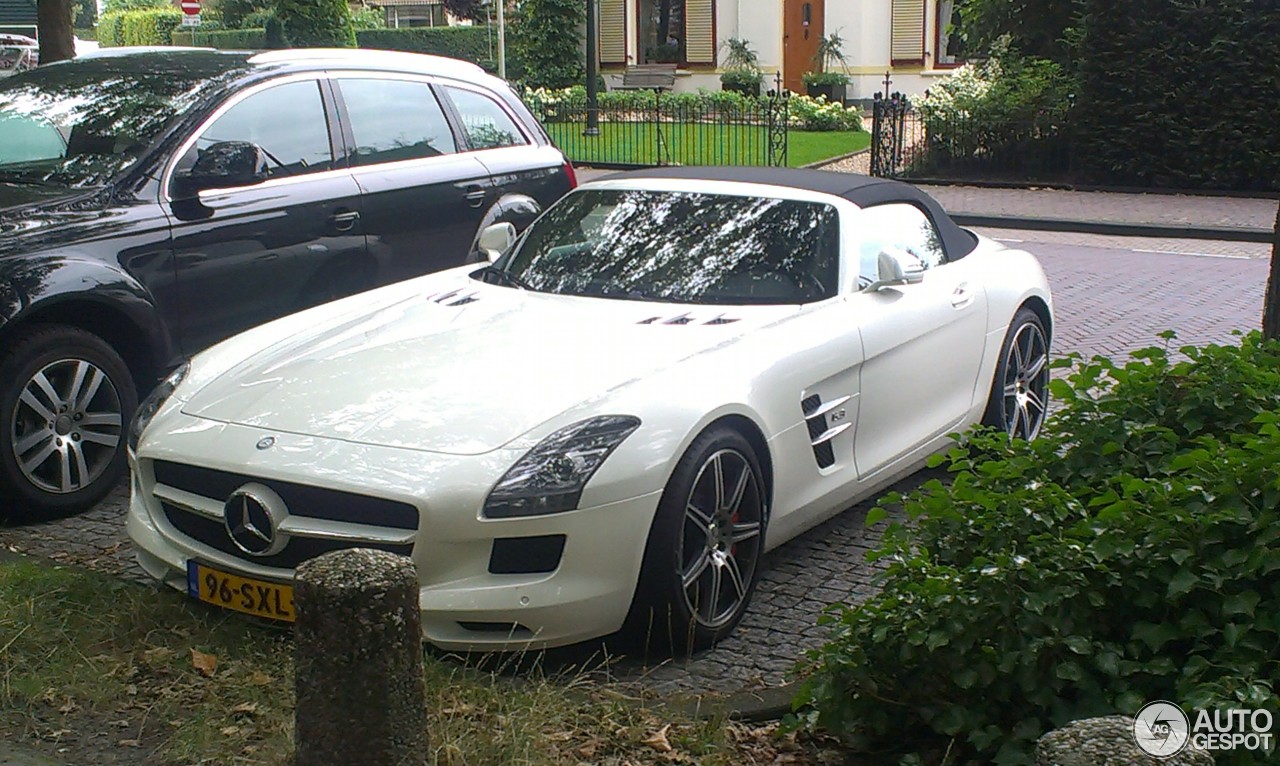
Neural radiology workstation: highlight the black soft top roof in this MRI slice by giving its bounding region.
[604,166,978,260]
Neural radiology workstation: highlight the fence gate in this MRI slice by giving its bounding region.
[870,92,910,177]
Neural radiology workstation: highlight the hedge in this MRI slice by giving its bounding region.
[1075,0,1280,191]
[98,7,181,46]
[168,26,511,75]
[171,28,266,48]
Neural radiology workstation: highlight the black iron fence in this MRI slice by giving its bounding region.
[871,92,1075,183]
[524,91,790,168]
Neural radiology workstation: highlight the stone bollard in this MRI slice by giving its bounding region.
[294,549,427,766]
[1034,715,1214,766]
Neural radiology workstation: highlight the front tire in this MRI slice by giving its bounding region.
[982,307,1050,440]
[0,325,136,517]
[623,426,767,655]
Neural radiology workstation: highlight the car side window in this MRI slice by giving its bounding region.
[176,80,334,180]
[337,78,457,166]
[856,203,948,286]
[442,86,527,150]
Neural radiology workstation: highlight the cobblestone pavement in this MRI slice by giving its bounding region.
[0,237,1269,698]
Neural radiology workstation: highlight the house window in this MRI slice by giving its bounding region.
[636,0,714,65]
[935,0,965,66]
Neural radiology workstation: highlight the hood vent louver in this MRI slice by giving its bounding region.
[801,393,852,469]
[424,288,479,307]
[636,313,740,326]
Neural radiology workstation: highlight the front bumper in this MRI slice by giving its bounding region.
[126,419,662,651]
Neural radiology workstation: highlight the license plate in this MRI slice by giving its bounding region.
[187,561,295,622]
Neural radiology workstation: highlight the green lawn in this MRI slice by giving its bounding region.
[543,121,869,168]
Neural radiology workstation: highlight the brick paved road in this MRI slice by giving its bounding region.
[0,235,1269,697]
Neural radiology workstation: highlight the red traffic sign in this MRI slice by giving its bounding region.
[180,0,200,15]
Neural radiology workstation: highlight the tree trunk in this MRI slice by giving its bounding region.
[37,0,76,65]
[1264,203,1280,341]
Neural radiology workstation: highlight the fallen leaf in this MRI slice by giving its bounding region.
[248,670,273,686]
[229,702,258,717]
[57,699,78,714]
[577,741,598,758]
[220,725,240,736]
[643,724,673,753]
[125,684,138,696]
[191,648,218,677]
[144,646,175,662]
[118,739,140,748]
[546,731,574,742]
[43,729,72,741]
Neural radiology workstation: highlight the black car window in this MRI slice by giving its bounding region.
[499,189,839,305]
[337,78,457,166]
[176,79,333,180]
[442,86,527,150]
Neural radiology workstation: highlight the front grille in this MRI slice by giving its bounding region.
[152,460,419,569]
[162,502,411,569]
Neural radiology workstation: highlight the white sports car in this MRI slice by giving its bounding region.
[126,168,1052,652]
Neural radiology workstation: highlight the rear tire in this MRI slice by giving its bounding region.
[0,325,136,518]
[622,426,767,655]
[982,307,1050,440]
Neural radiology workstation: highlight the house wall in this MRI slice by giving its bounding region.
[603,0,955,99]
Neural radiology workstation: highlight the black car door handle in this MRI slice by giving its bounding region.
[330,210,361,232]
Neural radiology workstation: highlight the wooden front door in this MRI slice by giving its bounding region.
[783,0,824,94]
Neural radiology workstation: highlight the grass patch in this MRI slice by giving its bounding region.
[0,559,832,765]
[543,121,868,168]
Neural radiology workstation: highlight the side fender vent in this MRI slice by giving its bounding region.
[801,393,852,469]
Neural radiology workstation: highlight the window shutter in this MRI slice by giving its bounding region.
[599,0,627,65]
[890,0,926,66]
[684,0,715,65]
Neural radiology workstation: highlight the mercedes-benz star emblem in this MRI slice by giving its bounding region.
[223,483,289,557]
[256,436,276,450]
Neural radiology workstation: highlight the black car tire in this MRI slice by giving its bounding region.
[982,307,1050,440]
[0,325,136,517]
[623,425,767,655]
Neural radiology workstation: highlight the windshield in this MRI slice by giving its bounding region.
[0,54,252,188]
[500,189,841,305]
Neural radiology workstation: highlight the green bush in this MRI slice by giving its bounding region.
[274,0,355,47]
[97,12,125,46]
[509,0,583,88]
[171,27,265,48]
[794,331,1280,765]
[239,7,274,29]
[349,5,384,30]
[1076,0,1280,191]
[356,26,487,58]
[118,7,182,46]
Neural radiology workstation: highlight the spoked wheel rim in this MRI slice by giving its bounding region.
[1001,322,1049,440]
[10,358,124,494]
[676,449,764,630]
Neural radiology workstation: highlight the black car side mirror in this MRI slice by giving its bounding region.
[171,141,270,199]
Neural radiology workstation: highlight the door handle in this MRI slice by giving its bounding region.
[330,210,360,232]
[464,187,487,208]
[950,283,975,309]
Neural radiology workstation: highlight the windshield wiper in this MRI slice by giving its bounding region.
[0,170,59,187]
[473,264,535,291]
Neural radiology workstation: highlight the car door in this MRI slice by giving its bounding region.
[438,83,571,233]
[849,202,989,478]
[331,73,492,285]
[165,75,365,354]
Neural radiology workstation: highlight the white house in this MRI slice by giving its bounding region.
[597,0,963,98]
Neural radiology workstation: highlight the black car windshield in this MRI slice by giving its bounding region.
[500,189,840,305]
[0,53,253,188]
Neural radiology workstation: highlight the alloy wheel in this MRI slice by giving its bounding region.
[10,358,124,494]
[1001,321,1050,440]
[676,449,764,629]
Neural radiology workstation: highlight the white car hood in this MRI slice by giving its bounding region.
[182,278,795,455]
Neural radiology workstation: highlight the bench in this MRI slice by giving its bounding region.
[613,64,678,92]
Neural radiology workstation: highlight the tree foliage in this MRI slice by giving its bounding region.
[443,0,484,21]
[509,0,583,88]
[274,0,356,47]
[955,0,1084,64]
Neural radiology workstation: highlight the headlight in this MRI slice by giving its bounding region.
[128,362,190,452]
[483,415,640,518]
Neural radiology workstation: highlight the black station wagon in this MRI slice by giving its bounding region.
[0,48,576,516]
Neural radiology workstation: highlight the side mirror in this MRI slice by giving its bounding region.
[864,248,926,292]
[171,141,270,199]
[476,222,517,263]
